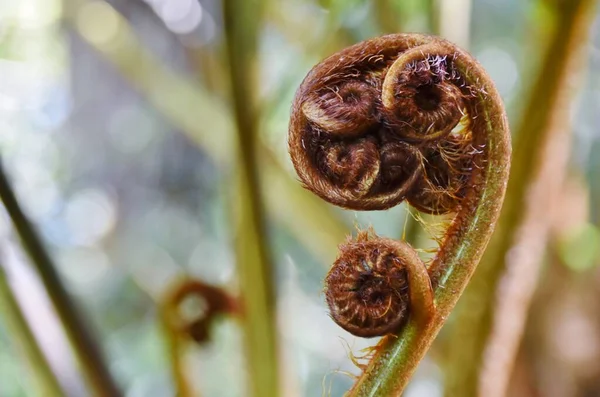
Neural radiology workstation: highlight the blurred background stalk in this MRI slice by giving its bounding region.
[438,0,472,48]
[222,0,280,396]
[426,0,440,35]
[0,162,122,397]
[0,264,64,397]
[373,0,404,34]
[444,0,596,396]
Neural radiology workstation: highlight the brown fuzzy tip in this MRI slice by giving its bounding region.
[324,231,421,337]
[288,34,479,214]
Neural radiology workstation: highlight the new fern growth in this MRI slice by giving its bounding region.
[161,279,239,397]
[288,33,511,395]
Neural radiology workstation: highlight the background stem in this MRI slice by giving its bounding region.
[0,264,64,397]
[0,161,122,397]
[437,0,472,48]
[222,0,280,396]
[161,321,194,397]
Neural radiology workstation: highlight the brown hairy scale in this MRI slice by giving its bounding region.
[288,34,496,338]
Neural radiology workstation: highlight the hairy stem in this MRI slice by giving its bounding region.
[0,264,64,397]
[222,0,280,396]
[0,161,122,397]
[445,1,596,396]
[344,40,511,396]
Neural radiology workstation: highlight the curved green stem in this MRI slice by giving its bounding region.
[347,42,511,396]
[387,240,434,325]
[0,161,122,397]
[0,264,64,397]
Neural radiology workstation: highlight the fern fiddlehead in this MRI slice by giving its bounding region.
[288,33,511,395]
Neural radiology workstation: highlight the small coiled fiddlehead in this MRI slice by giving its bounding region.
[325,230,433,337]
[288,33,511,394]
[161,279,238,344]
[161,279,239,397]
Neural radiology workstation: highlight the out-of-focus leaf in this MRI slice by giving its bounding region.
[557,223,600,271]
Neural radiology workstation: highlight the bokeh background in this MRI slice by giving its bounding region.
[0,0,599,396]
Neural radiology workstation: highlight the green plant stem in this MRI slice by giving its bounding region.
[0,265,64,397]
[445,1,596,396]
[0,161,122,397]
[64,0,345,267]
[222,1,279,396]
[347,43,511,396]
